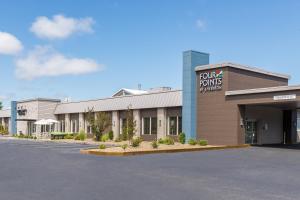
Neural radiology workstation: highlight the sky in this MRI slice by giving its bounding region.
[0,0,300,108]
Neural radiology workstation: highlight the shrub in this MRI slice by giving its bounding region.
[75,131,86,141]
[33,136,37,140]
[188,139,197,145]
[64,134,73,139]
[158,138,164,144]
[151,141,158,149]
[198,139,208,146]
[121,144,128,150]
[164,137,174,145]
[99,144,106,149]
[108,131,114,140]
[131,137,142,147]
[158,137,174,145]
[179,132,186,144]
[114,137,122,142]
[101,133,110,142]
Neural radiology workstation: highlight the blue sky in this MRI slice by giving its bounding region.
[0,0,300,108]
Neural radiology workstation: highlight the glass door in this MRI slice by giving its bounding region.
[245,121,257,144]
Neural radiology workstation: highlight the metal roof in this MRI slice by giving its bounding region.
[54,90,182,114]
[0,109,11,118]
[17,98,61,103]
[195,62,290,80]
[225,85,300,96]
[112,88,148,97]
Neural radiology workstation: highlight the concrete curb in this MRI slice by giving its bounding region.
[80,144,250,156]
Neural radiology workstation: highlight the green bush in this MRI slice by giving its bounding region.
[33,136,37,140]
[75,131,86,141]
[101,133,110,142]
[188,139,197,145]
[179,132,186,144]
[64,134,73,139]
[164,137,174,145]
[158,138,164,144]
[131,137,142,147]
[99,144,106,149]
[121,144,128,150]
[151,141,158,149]
[108,131,114,140]
[198,139,208,146]
[114,137,122,142]
[158,137,174,145]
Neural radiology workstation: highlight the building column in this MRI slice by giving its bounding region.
[84,115,88,134]
[112,111,119,139]
[8,118,11,134]
[133,110,141,136]
[65,114,70,133]
[79,113,84,132]
[1,118,4,127]
[182,50,209,141]
[10,101,17,135]
[157,108,167,139]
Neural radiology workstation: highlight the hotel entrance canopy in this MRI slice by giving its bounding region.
[225,85,300,107]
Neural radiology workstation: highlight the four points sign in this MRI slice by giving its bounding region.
[199,69,223,93]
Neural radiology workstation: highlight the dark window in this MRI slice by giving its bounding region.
[169,117,177,135]
[178,116,182,134]
[151,117,157,134]
[122,118,127,134]
[143,118,150,135]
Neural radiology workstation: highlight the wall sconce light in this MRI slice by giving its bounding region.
[240,119,244,127]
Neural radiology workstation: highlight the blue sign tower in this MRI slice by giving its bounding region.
[182,50,209,141]
[10,101,17,135]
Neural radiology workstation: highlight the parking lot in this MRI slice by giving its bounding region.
[0,139,299,200]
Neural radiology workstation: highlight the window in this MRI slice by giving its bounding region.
[121,118,127,134]
[178,116,182,134]
[297,110,300,131]
[71,120,78,133]
[142,117,157,135]
[169,117,177,135]
[151,117,157,134]
[143,118,150,134]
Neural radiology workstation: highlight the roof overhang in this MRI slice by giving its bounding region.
[226,85,300,96]
[195,62,291,80]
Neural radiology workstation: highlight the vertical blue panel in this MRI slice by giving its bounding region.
[182,50,209,141]
[10,101,17,135]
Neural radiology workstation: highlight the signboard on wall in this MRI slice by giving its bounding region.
[273,94,296,101]
[199,69,223,93]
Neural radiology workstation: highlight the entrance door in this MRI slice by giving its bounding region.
[283,110,292,144]
[245,121,257,144]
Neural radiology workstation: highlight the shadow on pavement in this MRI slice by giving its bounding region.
[252,143,300,150]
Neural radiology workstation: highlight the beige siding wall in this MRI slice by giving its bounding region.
[38,101,59,120]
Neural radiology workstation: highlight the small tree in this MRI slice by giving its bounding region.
[86,107,111,141]
[0,101,2,110]
[122,107,136,141]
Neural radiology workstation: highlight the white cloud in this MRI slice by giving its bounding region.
[30,14,94,39]
[196,19,206,31]
[15,46,102,80]
[0,32,23,55]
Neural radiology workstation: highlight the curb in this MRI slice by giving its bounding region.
[80,144,250,156]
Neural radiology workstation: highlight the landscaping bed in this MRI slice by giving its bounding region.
[80,141,249,156]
